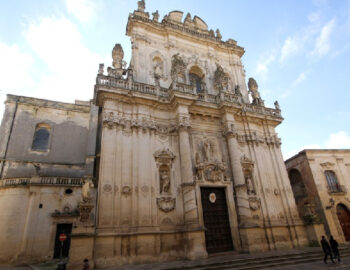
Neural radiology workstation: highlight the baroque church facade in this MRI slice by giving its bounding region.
[0,1,324,269]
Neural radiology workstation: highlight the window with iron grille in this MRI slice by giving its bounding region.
[324,170,340,192]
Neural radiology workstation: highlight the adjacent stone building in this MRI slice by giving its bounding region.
[0,1,321,269]
[286,149,350,244]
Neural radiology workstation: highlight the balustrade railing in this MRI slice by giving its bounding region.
[327,184,347,194]
[0,177,85,188]
[96,75,282,118]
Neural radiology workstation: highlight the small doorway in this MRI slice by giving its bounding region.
[53,223,72,259]
[201,187,233,253]
[337,204,350,241]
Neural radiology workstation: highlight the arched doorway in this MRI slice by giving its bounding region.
[288,169,308,218]
[336,204,350,241]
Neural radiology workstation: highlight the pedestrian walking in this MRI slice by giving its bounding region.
[83,258,90,270]
[329,235,340,262]
[321,235,335,264]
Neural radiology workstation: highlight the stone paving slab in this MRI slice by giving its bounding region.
[260,256,350,269]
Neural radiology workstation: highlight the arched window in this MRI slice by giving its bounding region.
[189,66,204,93]
[32,124,50,151]
[325,170,340,192]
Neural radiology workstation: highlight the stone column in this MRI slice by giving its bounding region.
[177,106,207,260]
[177,113,198,224]
[223,114,252,225]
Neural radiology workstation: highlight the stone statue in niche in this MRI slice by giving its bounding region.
[203,139,212,162]
[159,165,171,194]
[246,176,255,195]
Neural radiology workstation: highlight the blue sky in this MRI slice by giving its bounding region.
[0,0,350,159]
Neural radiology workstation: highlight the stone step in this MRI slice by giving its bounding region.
[164,247,350,270]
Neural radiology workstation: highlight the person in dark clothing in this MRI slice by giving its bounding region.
[83,258,90,270]
[321,235,335,264]
[329,235,340,262]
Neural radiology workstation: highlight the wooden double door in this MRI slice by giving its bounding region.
[201,187,234,253]
[337,204,350,241]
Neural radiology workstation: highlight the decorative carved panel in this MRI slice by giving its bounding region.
[157,197,176,212]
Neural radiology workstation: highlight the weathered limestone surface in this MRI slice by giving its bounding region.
[286,149,350,245]
[0,96,98,265]
[0,1,312,268]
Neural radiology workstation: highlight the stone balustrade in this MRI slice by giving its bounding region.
[0,177,85,188]
[96,74,282,119]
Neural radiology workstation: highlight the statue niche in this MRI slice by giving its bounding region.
[159,165,170,194]
[241,155,256,195]
[195,139,227,183]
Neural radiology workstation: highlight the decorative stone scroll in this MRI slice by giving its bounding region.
[157,197,176,212]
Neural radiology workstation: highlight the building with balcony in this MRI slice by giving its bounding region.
[0,1,318,269]
[285,149,350,243]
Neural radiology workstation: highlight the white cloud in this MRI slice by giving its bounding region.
[283,144,321,160]
[311,18,336,57]
[284,131,350,160]
[255,51,276,80]
[325,131,350,148]
[65,0,96,23]
[291,72,307,87]
[0,41,35,92]
[280,36,304,63]
[24,16,106,102]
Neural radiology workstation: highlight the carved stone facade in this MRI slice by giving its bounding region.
[0,1,312,269]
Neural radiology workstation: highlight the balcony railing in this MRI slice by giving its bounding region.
[327,184,347,194]
[0,177,85,188]
[95,75,282,118]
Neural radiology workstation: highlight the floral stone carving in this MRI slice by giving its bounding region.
[157,197,176,212]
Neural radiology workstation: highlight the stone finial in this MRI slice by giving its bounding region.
[112,44,124,69]
[152,10,159,22]
[137,0,145,12]
[98,63,104,75]
[209,29,215,37]
[216,29,222,40]
[184,13,191,24]
[274,101,280,111]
